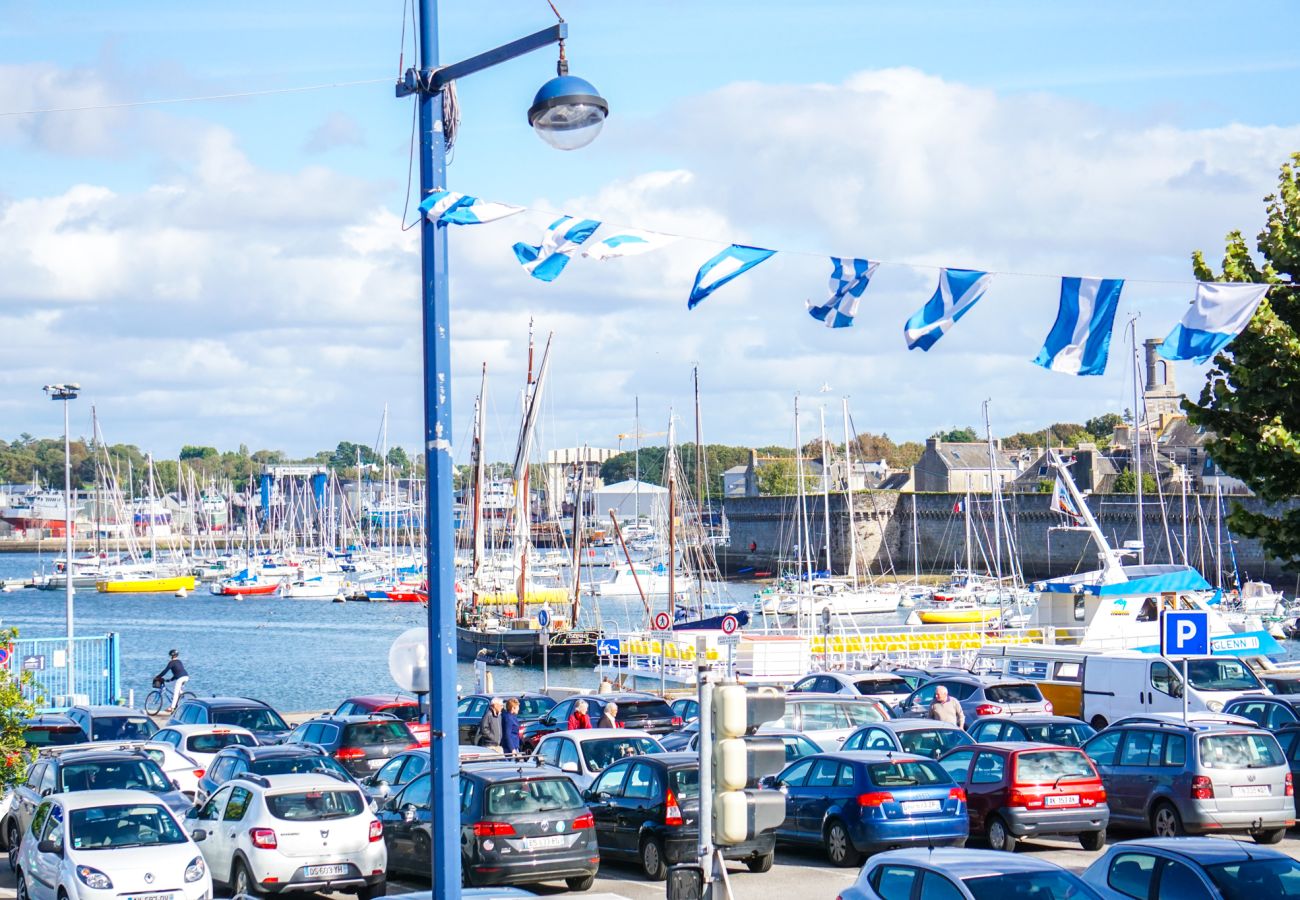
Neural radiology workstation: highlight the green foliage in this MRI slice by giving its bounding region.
[179,446,218,461]
[1036,478,1055,493]
[0,627,39,791]
[756,459,799,496]
[1002,423,1090,450]
[386,446,411,473]
[1085,413,1124,440]
[1113,468,1158,494]
[1185,153,1300,562]
[933,426,979,443]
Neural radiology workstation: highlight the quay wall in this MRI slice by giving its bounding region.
[719,492,1300,584]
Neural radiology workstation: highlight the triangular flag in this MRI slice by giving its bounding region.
[687,244,775,309]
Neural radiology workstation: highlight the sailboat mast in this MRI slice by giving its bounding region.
[666,414,677,623]
[983,400,1004,602]
[569,455,586,622]
[516,327,536,620]
[693,367,706,602]
[1131,324,1146,564]
[819,405,832,575]
[841,398,858,587]
[794,397,813,586]
[92,405,101,557]
[471,364,487,582]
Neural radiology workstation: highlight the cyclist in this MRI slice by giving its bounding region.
[155,649,190,713]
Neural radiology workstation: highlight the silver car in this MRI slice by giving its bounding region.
[790,672,914,708]
[896,676,1051,723]
[758,693,891,751]
[534,728,664,792]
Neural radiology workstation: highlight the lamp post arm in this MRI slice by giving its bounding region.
[397,24,568,96]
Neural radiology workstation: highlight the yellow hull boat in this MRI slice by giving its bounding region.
[472,587,570,607]
[917,607,1002,625]
[96,575,196,594]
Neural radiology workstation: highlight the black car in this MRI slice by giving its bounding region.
[522,693,682,751]
[377,764,599,890]
[361,748,429,800]
[585,751,775,880]
[167,695,292,744]
[196,743,356,799]
[967,715,1097,747]
[285,713,417,778]
[20,714,86,748]
[64,705,157,742]
[457,692,556,744]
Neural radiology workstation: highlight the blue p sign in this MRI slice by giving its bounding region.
[1161,610,1210,657]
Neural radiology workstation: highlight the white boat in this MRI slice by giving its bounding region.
[1233,581,1287,614]
[776,580,902,616]
[280,573,347,599]
[595,562,688,598]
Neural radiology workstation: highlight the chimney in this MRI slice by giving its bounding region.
[1144,338,1162,390]
[926,437,939,451]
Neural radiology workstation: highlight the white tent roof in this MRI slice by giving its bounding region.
[593,479,668,495]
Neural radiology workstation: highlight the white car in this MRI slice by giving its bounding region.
[184,772,386,898]
[534,728,664,791]
[80,740,207,798]
[15,788,212,900]
[150,724,259,773]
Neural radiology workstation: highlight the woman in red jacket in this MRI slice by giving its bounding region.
[567,699,592,729]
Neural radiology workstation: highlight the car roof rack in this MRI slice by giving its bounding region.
[231,773,272,788]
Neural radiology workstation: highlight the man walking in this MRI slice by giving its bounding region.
[477,697,504,748]
[156,649,189,714]
[928,685,965,729]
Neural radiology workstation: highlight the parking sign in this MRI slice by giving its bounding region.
[1160,610,1210,657]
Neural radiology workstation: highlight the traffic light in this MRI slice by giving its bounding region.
[710,684,787,845]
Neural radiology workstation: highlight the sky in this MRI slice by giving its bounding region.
[1,1,1298,466]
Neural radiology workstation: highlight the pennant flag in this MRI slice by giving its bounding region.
[687,244,776,309]
[583,229,677,261]
[1051,477,1084,524]
[1158,282,1272,363]
[512,216,602,282]
[808,257,878,328]
[419,190,524,225]
[904,268,993,351]
[1032,276,1125,376]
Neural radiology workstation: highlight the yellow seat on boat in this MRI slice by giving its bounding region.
[705,648,719,660]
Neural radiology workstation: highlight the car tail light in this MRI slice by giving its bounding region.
[1192,776,1214,800]
[193,769,205,779]
[857,792,894,807]
[369,820,383,842]
[405,742,421,750]
[948,787,966,802]
[665,789,684,826]
[1288,773,1294,797]
[250,827,278,849]
[671,716,683,726]
[334,747,366,761]
[572,812,594,830]
[975,704,1003,716]
[472,821,517,837]
[1008,788,1044,810]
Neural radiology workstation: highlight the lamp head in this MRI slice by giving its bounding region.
[528,73,608,151]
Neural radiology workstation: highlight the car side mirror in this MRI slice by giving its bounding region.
[561,761,579,774]
[542,716,554,726]
[184,806,198,820]
[191,828,207,843]
[402,803,417,823]
[37,839,58,855]
[39,788,53,798]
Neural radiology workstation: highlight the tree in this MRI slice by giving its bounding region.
[933,427,979,443]
[1113,468,1158,494]
[386,446,411,473]
[756,459,798,496]
[1184,153,1300,563]
[0,627,38,790]
[1085,413,1124,440]
[179,445,218,461]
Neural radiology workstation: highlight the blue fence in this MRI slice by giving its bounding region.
[10,634,121,709]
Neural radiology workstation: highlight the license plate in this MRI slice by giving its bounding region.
[305,864,350,877]
[901,800,941,814]
[1233,785,1271,798]
[127,894,175,900]
[523,835,565,850]
[367,758,384,769]
[1045,795,1079,807]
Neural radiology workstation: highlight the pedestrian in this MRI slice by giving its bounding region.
[477,697,504,748]
[598,701,620,729]
[501,697,521,755]
[928,685,965,728]
[749,541,757,553]
[567,699,592,730]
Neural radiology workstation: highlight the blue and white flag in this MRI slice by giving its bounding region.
[687,244,776,309]
[903,268,993,351]
[1158,282,1272,363]
[1032,276,1125,376]
[419,190,524,225]
[583,229,677,261]
[807,257,878,328]
[512,216,602,282]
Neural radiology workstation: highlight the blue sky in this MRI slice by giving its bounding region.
[1,1,1297,461]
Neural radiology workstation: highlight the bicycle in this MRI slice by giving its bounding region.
[144,677,196,716]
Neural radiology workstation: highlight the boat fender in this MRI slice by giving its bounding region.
[175,588,188,598]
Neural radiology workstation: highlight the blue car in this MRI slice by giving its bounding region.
[768,750,968,867]
[1083,836,1300,899]
[842,720,973,759]
[842,848,1109,900]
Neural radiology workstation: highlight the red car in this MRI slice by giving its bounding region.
[335,694,429,745]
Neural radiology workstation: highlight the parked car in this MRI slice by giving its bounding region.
[938,742,1109,851]
[890,666,967,691]
[791,672,914,707]
[1081,719,1292,842]
[186,772,385,898]
[967,715,1096,747]
[64,705,157,742]
[841,720,973,759]
[376,765,599,890]
[536,728,664,791]
[769,750,967,866]
[1080,652,1267,731]
[1260,672,1300,695]
[197,743,356,799]
[336,693,430,744]
[843,847,1109,900]
[1224,694,1300,731]
[1083,836,1300,899]
[284,713,418,778]
[15,789,212,900]
[659,720,699,752]
[684,728,822,765]
[150,723,258,773]
[896,677,1052,723]
[585,751,776,879]
[457,692,556,745]
[522,693,681,750]
[671,697,699,723]
[360,748,429,800]
[20,714,86,748]
[1271,723,1300,819]
[168,696,293,744]
[757,693,891,751]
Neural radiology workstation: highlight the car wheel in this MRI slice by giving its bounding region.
[987,815,1018,852]
[15,869,28,900]
[1151,801,1184,838]
[1253,826,1286,845]
[566,873,596,891]
[232,859,260,897]
[746,850,775,873]
[640,836,667,881]
[357,879,386,900]
[1079,829,1106,851]
[6,820,19,870]
[824,820,862,868]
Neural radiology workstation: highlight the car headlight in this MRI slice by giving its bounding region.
[76,866,114,890]
[1207,700,1225,713]
[185,855,207,883]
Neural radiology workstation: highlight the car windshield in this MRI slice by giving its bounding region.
[90,716,156,741]
[188,732,257,754]
[1199,733,1284,769]
[963,871,1103,900]
[619,701,674,719]
[70,804,186,850]
[855,677,911,694]
[60,759,170,793]
[580,736,662,771]
[24,727,84,747]
[1014,750,1095,783]
[344,722,413,745]
[265,789,365,820]
[1187,658,1262,692]
[984,683,1044,703]
[1022,723,1093,746]
[253,756,351,779]
[867,760,950,787]
[214,708,289,732]
[899,729,968,759]
[485,778,583,814]
[519,697,555,717]
[672,767,700,801]
[1205,858,1300,896]
[1266,678,1300,696]
[378,705,420,723]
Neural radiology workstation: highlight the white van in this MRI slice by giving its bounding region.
[1081,652,1268,730]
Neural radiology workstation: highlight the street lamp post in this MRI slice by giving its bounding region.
[44,383,80,702]
[396,2,606,896]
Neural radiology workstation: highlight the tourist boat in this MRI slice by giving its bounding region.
[97,573,196,594]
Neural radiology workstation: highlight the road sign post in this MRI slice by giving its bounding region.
[538,606,551,692]
[1160,609,1209,725]
[718,614,740,680]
